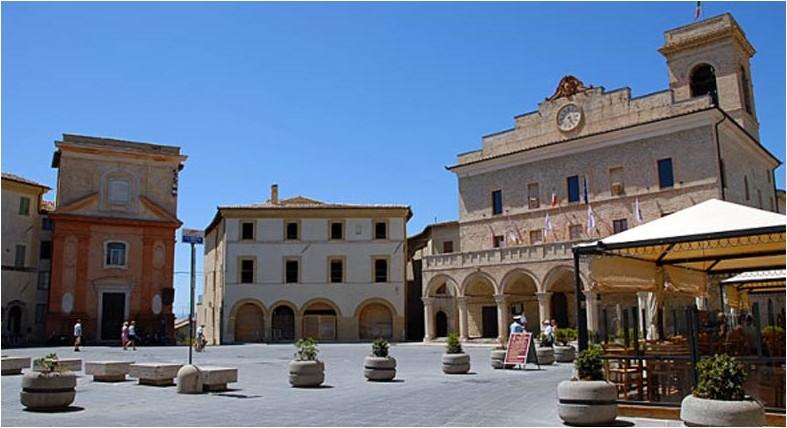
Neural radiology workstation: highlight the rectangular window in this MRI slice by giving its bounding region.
[39,241,52,260]
[442,241,454,253]
[18,197,30,216]
[35,304,47,324]
[569,224,583,240]
[241,222,255,240]
[42,217,53,230]
[14,245,26,267]
[492,190,503,215]
[330,222,344,240]
[529,230,543,244]
[374,221,387,239]
[744,176,750,201]
[329,259,343,283]
[285,260,299,283]
[37,271,50,290]
[240,259,255,284]
[657,158,674,189]
[613,219,629,234]
[527,183,540,209]
[493,235,505,248]
[106,242,126,266]
[609,167,625,196]
[567,176,580,202]
[286,222,299,240]
[374,258,388,283]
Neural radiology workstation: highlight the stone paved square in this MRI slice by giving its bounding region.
[1,343,679,426]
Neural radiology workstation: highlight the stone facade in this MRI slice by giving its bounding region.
[198,185,411,344]
[46,134,186,343]
[421,14,781,343]
[1,174,52,345]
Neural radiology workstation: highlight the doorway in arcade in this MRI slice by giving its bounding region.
[465,275,497,339]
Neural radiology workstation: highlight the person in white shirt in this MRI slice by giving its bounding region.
[542,320,554,347]
[73,320,82,352]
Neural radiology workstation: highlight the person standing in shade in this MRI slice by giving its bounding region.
[509,315,525,334]
[127,320,137,351]
[73,319,82,352]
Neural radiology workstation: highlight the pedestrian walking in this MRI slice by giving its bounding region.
[121,321,129,350]
[128,320,137,351]
[73,319,82,352]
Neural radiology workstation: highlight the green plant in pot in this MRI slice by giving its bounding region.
[680,354,764,427]
[364,338,397,381]
[442,333,470,374]
[557,346,617,425]
[21,353,77,411]
[288,338,325,387]
[554,328,578,363]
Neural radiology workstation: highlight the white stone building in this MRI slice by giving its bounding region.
[420,14,782,343]
[198,185,411,344]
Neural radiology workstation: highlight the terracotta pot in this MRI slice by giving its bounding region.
[442,353,470,374]
[557,380,617,425]
[288,360,325,387]
[20,371,77,411]
[363,356,396,381]
[680,395,765,427]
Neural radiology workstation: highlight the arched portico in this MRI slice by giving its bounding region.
[423,275,460,341]
[300,299,341,341]
[544,266,582,329]
[500,269,540,340]
[228,298,267,343]
[461,272,497,341]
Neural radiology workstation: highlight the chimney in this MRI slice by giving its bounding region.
[271,184,279,204]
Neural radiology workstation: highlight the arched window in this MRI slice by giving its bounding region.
[740,66,753,114]
[690,64,718,106]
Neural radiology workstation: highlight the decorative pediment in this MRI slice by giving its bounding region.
[546,75,593,101]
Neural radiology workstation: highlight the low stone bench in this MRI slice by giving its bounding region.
[85,361,134,382]
[199,366,237,392]
[33,358,82,373]
[129,363,183,386]
[2,356,31,375]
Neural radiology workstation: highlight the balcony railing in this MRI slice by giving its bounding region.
[423,240,582,270]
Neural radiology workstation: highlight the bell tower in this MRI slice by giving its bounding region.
[660,13,759,140]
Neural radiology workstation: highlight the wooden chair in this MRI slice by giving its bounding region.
[602,343,644,401]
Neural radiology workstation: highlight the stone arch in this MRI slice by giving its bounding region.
[501,268,540,332]
[355,298,396,340]
[689,62,718,105]
[460,271,497,297]
[299,298,342,318]
[461,271,498,339]
[543,266,583,329]
[425,274,459,298]
[300,298,341,341]
[270,300,297,342]
[229,298,267,343]
[501,269,539,295]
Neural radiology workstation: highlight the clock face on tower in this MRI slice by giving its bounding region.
[557,104,583,132]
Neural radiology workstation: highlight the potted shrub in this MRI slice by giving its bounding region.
[536,334,555,365]
[364,338,396,381]
[441,333,470,374]
[20,353,77,411]
[490,344,508,369]
[680,354,765,427]
[554,328,577,363]
[557,345,617,425]
[288,338,325,387]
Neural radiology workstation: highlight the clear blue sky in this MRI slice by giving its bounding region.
[3,2,784,317]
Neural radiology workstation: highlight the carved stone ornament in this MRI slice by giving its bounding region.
[547,75,592,101]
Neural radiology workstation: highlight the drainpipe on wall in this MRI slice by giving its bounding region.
[713,110,728,201]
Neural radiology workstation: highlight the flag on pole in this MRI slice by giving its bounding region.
[694,1,702,21]
[543,213,554,239]
[583,176,590,204]
[634,198,643,224]
[586,205,596,233]
[550,192,558,208]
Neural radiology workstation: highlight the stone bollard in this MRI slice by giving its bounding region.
[176,365,203,394]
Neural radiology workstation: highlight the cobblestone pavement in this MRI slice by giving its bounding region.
[2,343,680,426]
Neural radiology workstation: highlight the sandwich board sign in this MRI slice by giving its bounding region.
[181,229,204,245]
[504,332,540,368]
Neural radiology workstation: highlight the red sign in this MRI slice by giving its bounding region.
[504,332,531,365]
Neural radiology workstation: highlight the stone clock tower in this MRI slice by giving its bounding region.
[660,13,759,140]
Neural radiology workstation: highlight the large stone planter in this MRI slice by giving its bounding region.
[557,380,617,425]
[442,353,470,374]
[364,356,396,381]
[680,394,765,427]
[20,371,77,411]
[536,346,555,365]
[289,360,325,387]
[490,349,507,369]
[554,345,576,363]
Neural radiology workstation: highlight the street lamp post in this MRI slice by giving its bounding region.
[181,228,204,365]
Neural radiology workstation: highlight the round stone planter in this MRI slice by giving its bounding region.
[680,394,765,427]
[288,360,325,387]
[557,380,617,426]
[364,356,396,381]
[490,349,507,369]
[536,347,555,365]
[20,371,77,411]
[442,353,470,374]
[554,345,576,363]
